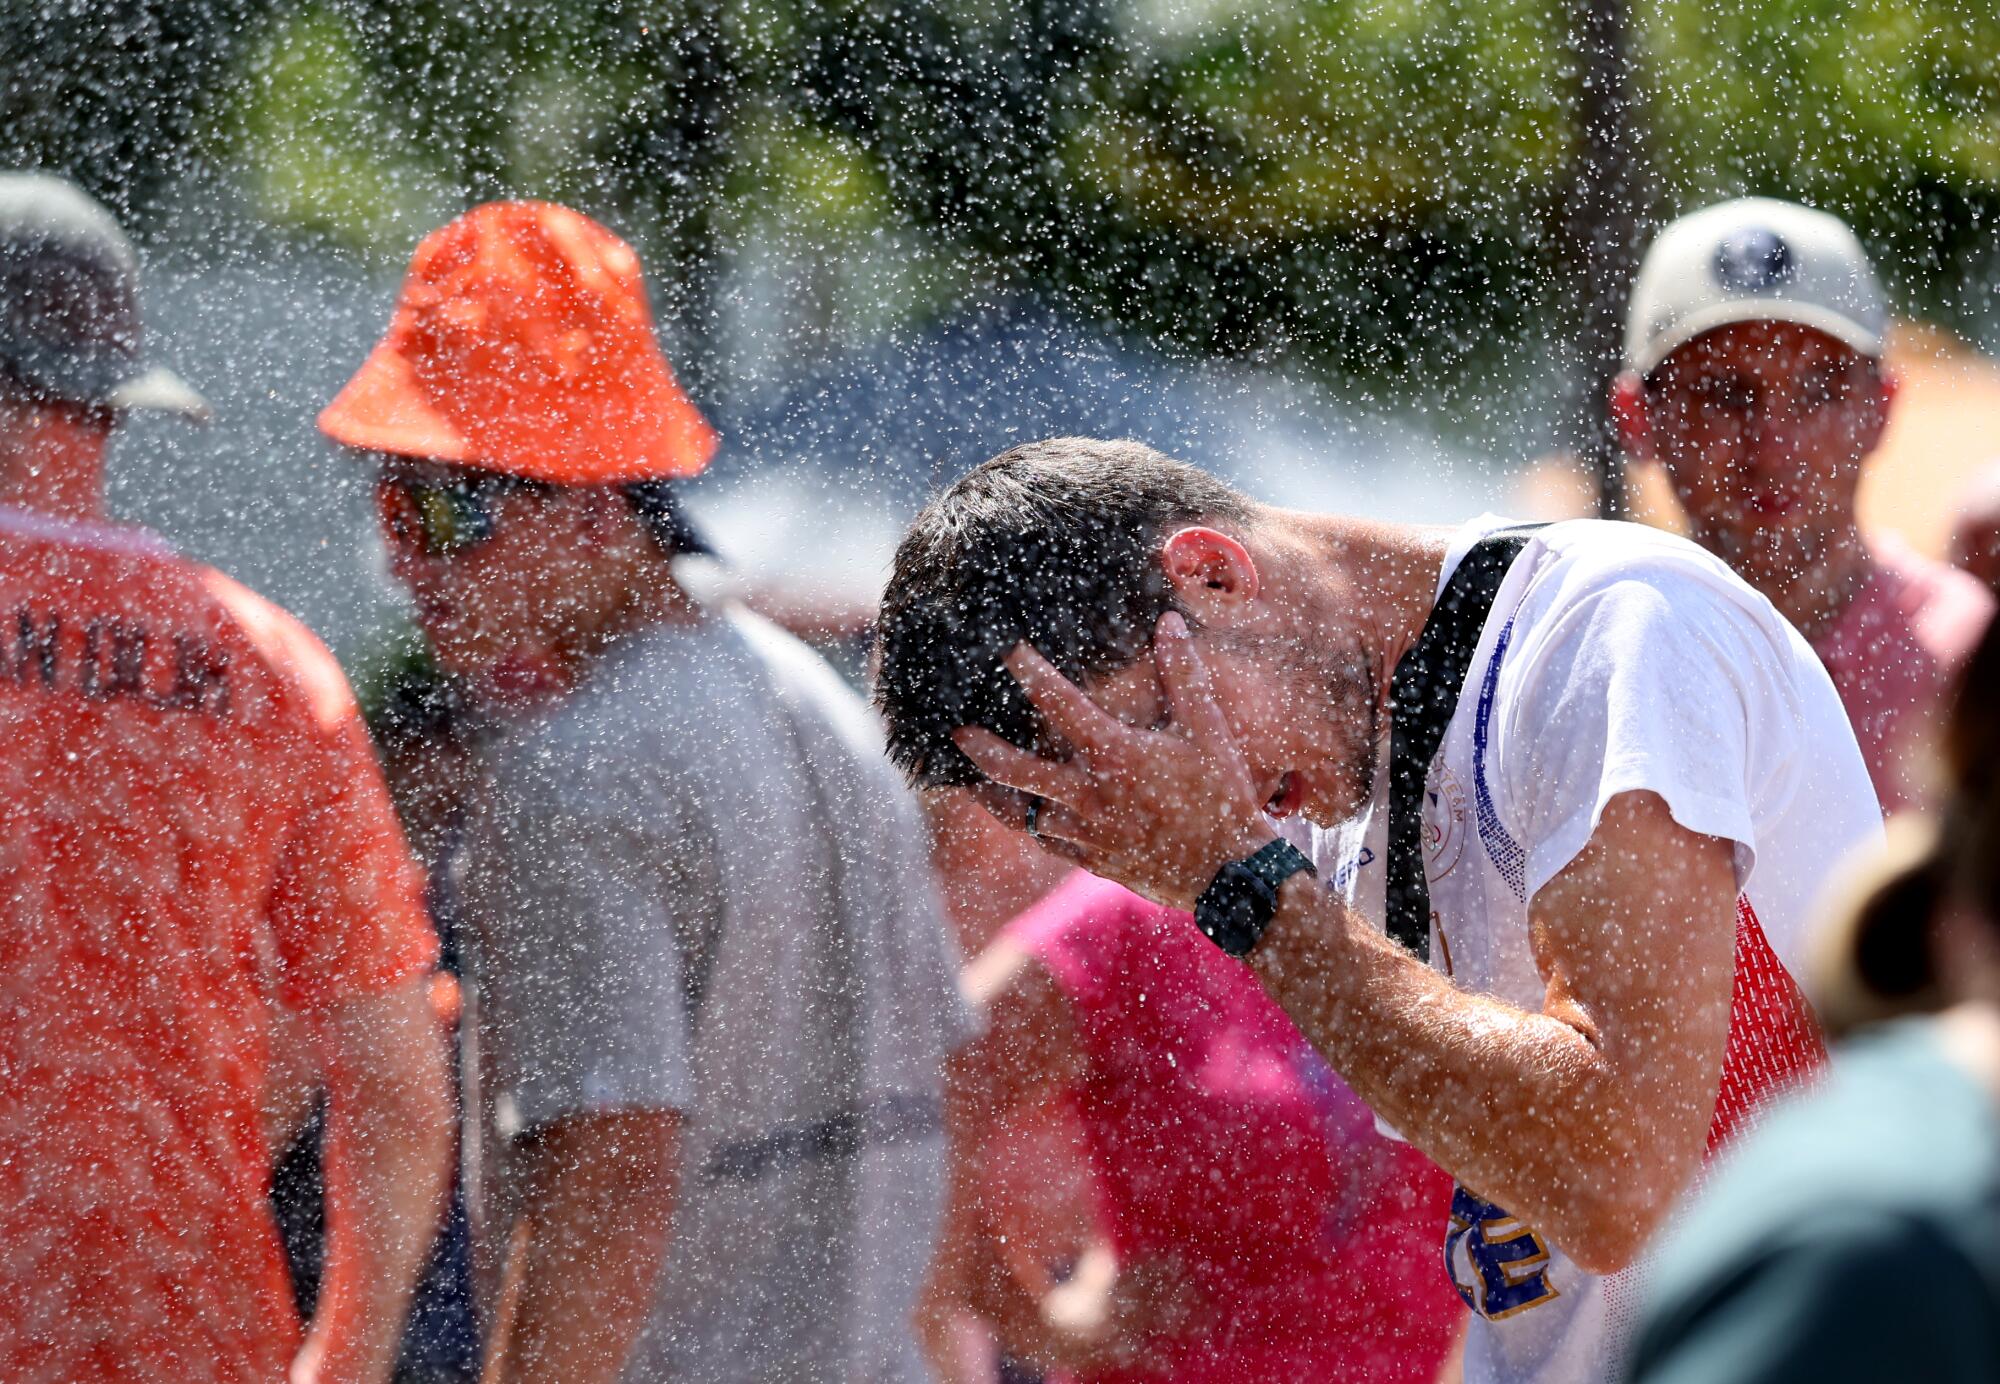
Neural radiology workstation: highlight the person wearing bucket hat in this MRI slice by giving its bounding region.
[1613,197,1993,814]
[0,170,453,1384]
[1629,615,2000,1384]
[324,202,971,1384]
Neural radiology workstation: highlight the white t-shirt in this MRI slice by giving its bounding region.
[1300,516,1882,1384]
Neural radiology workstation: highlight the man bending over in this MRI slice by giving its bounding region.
[873,437,1881,1384]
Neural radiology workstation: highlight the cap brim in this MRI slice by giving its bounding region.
[1632,300,1885,377]
[106,364,212,423]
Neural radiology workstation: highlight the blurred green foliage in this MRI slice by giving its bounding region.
[1644,0,2000,303]
[6,0,1998,377]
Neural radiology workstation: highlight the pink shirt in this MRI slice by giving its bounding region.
[1006,872,1464,1384]
[1813,536,1994,814]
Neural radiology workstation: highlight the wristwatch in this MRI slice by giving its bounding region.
[1194,837,1317,958]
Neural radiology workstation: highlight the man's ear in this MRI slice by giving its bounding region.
[1159,526,1259,623]
[1609,372,1652,461]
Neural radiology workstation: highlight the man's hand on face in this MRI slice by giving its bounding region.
[951,611,1277,910]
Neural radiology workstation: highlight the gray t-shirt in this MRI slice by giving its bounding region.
[457,605,970,1383]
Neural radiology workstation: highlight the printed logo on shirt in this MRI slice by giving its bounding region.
[1446,1185,1561,1320]
[3,606,233,716]
[1327,843,1374,896]
[1423,761,1468,880]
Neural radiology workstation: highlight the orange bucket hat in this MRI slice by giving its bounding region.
[319,201,718,485]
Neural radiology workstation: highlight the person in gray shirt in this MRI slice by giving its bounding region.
[321,200,969,1384]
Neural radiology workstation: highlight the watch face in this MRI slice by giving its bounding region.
[1200,862,1277,957]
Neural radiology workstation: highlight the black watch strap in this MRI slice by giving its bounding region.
[1194,837,1316,958]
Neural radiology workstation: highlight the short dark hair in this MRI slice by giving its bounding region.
[874,437,1250,789]
[622,479,714,559]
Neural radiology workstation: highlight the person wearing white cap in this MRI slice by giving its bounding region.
[1613,196,1993,814]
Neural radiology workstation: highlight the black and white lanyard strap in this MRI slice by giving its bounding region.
[1384,525,1547,962]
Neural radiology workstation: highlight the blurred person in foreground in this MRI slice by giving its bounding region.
[1947,457,2000,597]
[321,201,970,1384]
[919,861,1465,1383]
[1628,614,2000,1382]
[873,437,1881,1384]
[0,170,452,1383]
[1613,197,1993,814]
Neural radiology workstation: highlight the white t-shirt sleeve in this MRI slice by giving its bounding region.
[477,766,699,1130]
[1494,572,1777,900]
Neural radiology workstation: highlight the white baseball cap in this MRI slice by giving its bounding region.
[1625,197,1887,378]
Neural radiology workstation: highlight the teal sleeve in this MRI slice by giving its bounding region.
[1629,1210,1997,1384]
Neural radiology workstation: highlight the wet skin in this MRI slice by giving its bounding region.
[1616,319,1890,635]
[953,612,1739,1276]
[962,521,1397,857]
[374,459,676,698]
[975,623,1381,855]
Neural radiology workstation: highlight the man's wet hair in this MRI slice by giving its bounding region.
[874,436,1250,790]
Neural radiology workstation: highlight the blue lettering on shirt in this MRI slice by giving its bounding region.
[1446,1185,1562,1320]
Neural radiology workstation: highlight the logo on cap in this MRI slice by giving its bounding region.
[1713,227,1798,294]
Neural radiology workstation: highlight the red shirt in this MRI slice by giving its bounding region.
[1813,535,1994,814]
[1008,873,1464,1384]
[0,508,437,1384]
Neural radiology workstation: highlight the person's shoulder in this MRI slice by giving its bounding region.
[529,615,746,757]
[511,608,830,796]
[721,604,926,785]
[0,508,209,615]
[1636,1195,2000,1384]
[1007,872,1170,957]
[1528,519,1761,605]
[601,603,861,723]
[1505,518,1800,662]
[723,604,871,712]
[194,567,362,732]
[1007,872,1211,1002]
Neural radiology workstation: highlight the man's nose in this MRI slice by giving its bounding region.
[1741,409,1809,475]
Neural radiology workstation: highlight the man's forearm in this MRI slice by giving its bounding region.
[1249,875,1652,1269]
[305,1024,453,1384]
[488,1111,680,1384]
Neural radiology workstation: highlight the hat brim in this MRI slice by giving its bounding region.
[318,332,721,483]
[1631,300,1885,378]
[106,364,211,423]
[318,335,474,463]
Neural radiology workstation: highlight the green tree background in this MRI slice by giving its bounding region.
[6,0,1998,388]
